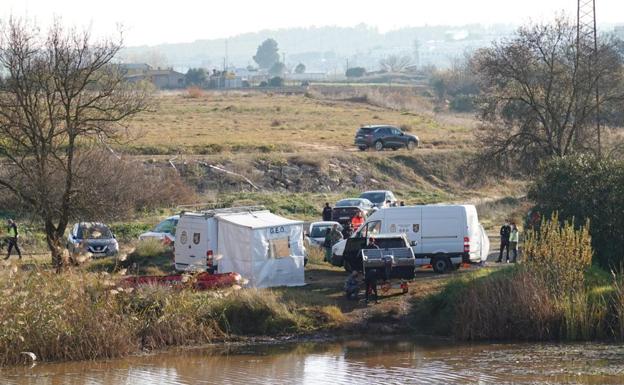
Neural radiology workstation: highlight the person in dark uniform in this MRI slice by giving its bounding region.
[4,219,22,260]
[497,219,512,263]
[322,203,332,221]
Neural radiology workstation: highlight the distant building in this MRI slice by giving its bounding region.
[125,67,186,89]
[208,69,243,89]
[119,63,153,75]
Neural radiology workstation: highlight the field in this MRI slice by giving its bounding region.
[123,88,476,155]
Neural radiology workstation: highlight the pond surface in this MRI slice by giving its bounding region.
[2,338,624,385]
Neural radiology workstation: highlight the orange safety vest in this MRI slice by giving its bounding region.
[351,216,364,229]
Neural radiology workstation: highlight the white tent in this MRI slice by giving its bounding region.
[216,211,305,288]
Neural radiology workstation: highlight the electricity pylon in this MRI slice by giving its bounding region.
[577,0,601,156]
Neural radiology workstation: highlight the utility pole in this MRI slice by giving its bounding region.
[577,0,601,156]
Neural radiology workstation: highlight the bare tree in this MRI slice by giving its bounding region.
[379,54,412,73]
[472,17,624,172]
[0,19,151,270]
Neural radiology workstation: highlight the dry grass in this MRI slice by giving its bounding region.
[0,267,338,366]
[124,90,475,154]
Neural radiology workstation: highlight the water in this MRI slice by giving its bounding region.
[2,338,624,385]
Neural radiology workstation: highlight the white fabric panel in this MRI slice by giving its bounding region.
[217,212,305,288]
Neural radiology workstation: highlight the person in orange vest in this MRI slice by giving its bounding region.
[351,211,364,231]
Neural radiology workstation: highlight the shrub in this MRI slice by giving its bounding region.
[269,76,284,87]
[184,86,205,98]
[524,213,593,296]
[109,222,151,243]
[529,155,624,269]
[206,289,301,335]
[133,238,167,258]
[345,67,366,77]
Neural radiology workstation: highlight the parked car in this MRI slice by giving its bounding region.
[331,198,374,227]
[305,221,343,248]
[332,204,490,273]
[139,215,179,244]
[359,190,397,208]
[67,222,119,258]
[354,125,419,151]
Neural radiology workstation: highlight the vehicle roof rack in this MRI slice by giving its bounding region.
[179,205,266,217]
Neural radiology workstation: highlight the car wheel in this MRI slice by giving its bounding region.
[432,256,451,274]
[358,146,368,151]
[407,140,417,150]
[374,140,384,151]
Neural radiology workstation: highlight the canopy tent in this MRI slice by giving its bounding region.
[216,211,305,288]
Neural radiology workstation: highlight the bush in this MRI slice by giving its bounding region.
[449,94,475,112]
[109,222,151,243]
[269,76,284,87]
[529,155,624,269]
[524,213,593,296]
[345,67,366,77]
[133,238,167,258]
[184,86,205,98]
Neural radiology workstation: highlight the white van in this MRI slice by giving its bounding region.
[332,205,489,273]
[174,206,265,272]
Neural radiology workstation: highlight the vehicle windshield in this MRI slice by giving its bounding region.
[153,218,178,234]
[78,224,113,239]
[336,199,363,207]
[360,192,385,204]
[310,224,339,238]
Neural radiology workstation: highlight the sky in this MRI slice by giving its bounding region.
[1,0,623,46]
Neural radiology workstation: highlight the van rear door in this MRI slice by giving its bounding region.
[176,216,208,271]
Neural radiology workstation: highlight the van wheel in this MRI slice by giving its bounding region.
[374,140,384,151]
[407,140,417,150]
[432,257,451,274]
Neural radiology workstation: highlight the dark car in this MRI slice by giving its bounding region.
[354,125,419,151]
[67,222,119,258]
[331,198,374,227]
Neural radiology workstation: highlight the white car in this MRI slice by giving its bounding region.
[359,190,398,208]
[305,221,343,248]
[139,215,179,244]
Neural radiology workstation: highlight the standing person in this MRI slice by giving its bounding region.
[4,219,22,260]
[497,219,512,263]
[324,224,343,263]
[509,223,519,263]
[364,268,379,304]
[323,228,332,262]
[322,202,332,222]
[351,211,364,231]
[342,222,352,239]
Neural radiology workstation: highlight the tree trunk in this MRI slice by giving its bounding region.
[45,221,68,273]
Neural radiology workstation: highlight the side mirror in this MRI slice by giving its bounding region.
[410,241,417,247]
[304,232,309,237]
[400,132,404,136]
[112,234,116,239]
